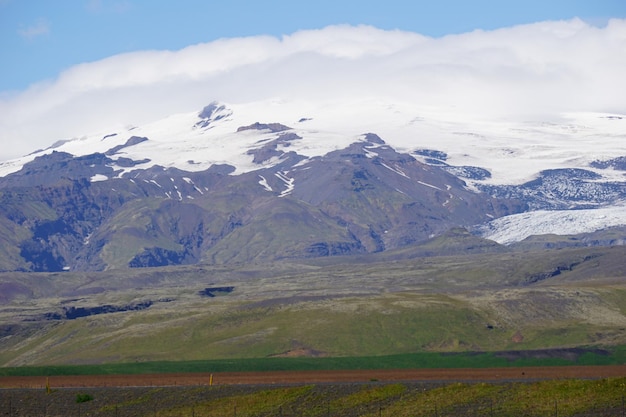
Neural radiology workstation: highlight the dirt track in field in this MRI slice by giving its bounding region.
[1,365,625,388]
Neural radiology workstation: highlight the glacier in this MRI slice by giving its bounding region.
[477,204,626,245]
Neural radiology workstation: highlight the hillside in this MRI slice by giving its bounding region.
[0,127,529,271]
[1,243,625,366]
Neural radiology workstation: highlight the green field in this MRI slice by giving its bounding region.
[1,346,624,377]
[140,380,626,417]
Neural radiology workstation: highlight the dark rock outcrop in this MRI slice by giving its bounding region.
[237,122,291,133]
[198,286,235,297]
[44,301,153,320]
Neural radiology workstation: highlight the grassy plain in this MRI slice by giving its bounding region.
[0,245,625,366]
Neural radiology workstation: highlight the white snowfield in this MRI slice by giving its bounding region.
[0,98,625,244]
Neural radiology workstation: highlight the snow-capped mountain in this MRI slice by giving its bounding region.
[3,98,626,185]
[0,99,625,272]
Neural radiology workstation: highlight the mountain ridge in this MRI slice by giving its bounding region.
[0,100,624,272]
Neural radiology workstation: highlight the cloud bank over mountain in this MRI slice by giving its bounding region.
[1,19,625,161]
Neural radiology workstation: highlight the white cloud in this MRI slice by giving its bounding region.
[1,19,625,161]
[17,18,50,39]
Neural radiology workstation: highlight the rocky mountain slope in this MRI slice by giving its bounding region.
[0,101,624,272]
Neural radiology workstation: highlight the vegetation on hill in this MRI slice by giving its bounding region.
[1,243,625,366]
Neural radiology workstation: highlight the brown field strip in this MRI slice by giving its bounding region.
[1,365,625,388]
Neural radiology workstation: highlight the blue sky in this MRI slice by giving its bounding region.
[1,0,625,93]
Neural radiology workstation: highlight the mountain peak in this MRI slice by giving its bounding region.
[195,101,233,129]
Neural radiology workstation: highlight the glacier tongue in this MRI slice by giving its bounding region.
[477,203,626,245]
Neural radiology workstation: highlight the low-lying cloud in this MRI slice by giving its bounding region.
[1,19,625,161]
